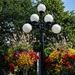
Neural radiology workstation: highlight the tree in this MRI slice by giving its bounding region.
[39,0,75,48]
[0,0,37,47]
[31,0,66,51]
[0,0,32,65]
[0,0,37,73]
[37,0,75,74]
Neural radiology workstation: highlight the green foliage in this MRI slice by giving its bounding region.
[0,0,36,46]
[39,0,75,74]
[40,0,75,49]
[0,0,36,73]
[31,0,75,54]
[0,0,75,74]
[0,45,9,73]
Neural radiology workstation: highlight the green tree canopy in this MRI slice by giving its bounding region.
[38,0,75,48]
[0,0,37,47]
[0,0,36,72]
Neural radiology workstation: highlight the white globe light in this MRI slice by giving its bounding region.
[30,14,39,22]
[22,23,32,33]
[37,4,46,12]
[52,24,61,34]
[44,14,53,22]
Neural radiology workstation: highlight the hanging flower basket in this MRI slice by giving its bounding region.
[45,48,75,75]
[4,49,40,75]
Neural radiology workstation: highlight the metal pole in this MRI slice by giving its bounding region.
[39,12,45,75]
[37,24,45,75]
[40,30,45,75]
[37,12,45,75]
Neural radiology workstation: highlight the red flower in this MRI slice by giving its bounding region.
[34,56,40,62]
[60,50,64,53]
[13,54,19,59]
[9,63,14,73]
[68,65,73,69]
[62,59,66,63]
[66,61,72,69]
[29,51,35,58]
[4,56,10,61]
[64,53,70,59]
[45,58,50,63]
[36,55,40,59]
[34,59,37,62]
[9,63,14,68]
[71,54,75,60]
[66,62,73,69]
[66,62,70,67]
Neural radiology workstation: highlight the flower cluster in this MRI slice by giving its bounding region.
[45,49,64,72]
[16,50,40,69]
[62,48,75,69]
[4,49,40,73]
[45,48,75,73]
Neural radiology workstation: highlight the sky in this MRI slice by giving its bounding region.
[33,0,75,11]
[62,0,75,11]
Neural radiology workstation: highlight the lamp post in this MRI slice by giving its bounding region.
[22,4,61,75]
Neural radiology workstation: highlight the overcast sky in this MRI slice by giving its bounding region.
[62,0,75,11]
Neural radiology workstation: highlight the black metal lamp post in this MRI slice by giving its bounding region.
[22,4,61,75]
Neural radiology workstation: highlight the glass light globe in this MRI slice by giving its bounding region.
[22,23,32,33]
[30,14,39,22]
[37,4,46,12]
[52,24,61,34]
[44,14,53,22]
